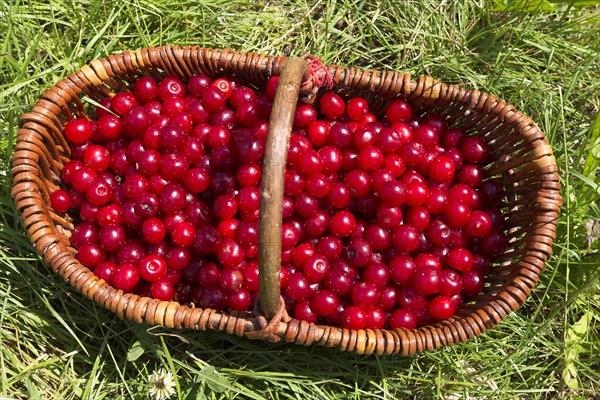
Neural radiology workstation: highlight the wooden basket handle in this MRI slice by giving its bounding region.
[258,57,308,319]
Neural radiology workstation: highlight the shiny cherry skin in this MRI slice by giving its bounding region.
[64,118,93,144]
[341,305,368,330]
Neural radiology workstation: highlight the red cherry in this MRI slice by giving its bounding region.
[346,98,369,122]
[320,92,346,120]
[365,306,386,329]
[286,272,311,301]
[86,180,112,206]
[219,268,243,293]
[315,236,343,261]
[439,269,463,296]
[77,243,105,268]
[405,180,429,207]
[172,221,196,247]
[447,248,474,272]
[415,253,442,270]
[405,206,431,231]
[461,136,490,164]
[138,254,167,282]
[212,78,233,98]
[294,104,317,128]
[324,269,354,296]
[400,141,426,166]
[414,125,439,149]
[64,118,93,144]
[392,225,420,253]
[429,295,455,320]
[377,127,404,154]
[151,280,175,301]
[389,309,417,329]
[329,210,356,238]
[141,217,166,245]
[294,300,318,323]
[341,305,368,329]
[133,77,159,103]
[428,155,455,183]
[443,199,471,228]
[50,189,72,212]
[217,239,244,268]
[302,255,329,283]
[159,77,186,100]
[362,262,390,287]
[465,210,492,237]
[411,266,441,296]
[385,99,412,124]
[188,75,212,96]
[311,290,340,316]
[111,92,139,116]
[350,282,380,307]
[357,146,384,172]
[458,164,484,188]
[94,261,116,283]
[461,270,485,295]
[398,287,428,311]
[112,263,140,291]
[482,230,508,256]
[442,127,466,148]
[344,238,373,269]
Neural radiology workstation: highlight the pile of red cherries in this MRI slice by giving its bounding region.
[51,73,508,330]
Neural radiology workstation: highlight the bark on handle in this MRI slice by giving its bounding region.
[258,57,307,320]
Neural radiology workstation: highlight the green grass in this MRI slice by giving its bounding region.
[1,0,599,398]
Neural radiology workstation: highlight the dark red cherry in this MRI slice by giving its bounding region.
[385,99,412,124]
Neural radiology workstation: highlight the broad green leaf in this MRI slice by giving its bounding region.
[127,341,145,362]
[562,312,591,389]
[197,366,232,394]
[569,312,590,338]
[562,362,579,389]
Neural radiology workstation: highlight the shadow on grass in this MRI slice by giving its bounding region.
[31,260,422,389]
[0,212,421,396]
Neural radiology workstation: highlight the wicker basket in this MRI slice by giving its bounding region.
[11,46,562,356]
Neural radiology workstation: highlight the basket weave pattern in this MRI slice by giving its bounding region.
[11,46,562,355]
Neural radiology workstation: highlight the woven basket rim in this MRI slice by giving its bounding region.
[11,45,562,356]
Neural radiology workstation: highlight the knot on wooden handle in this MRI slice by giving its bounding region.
[245,296,290,342]
[299,55,334,104]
